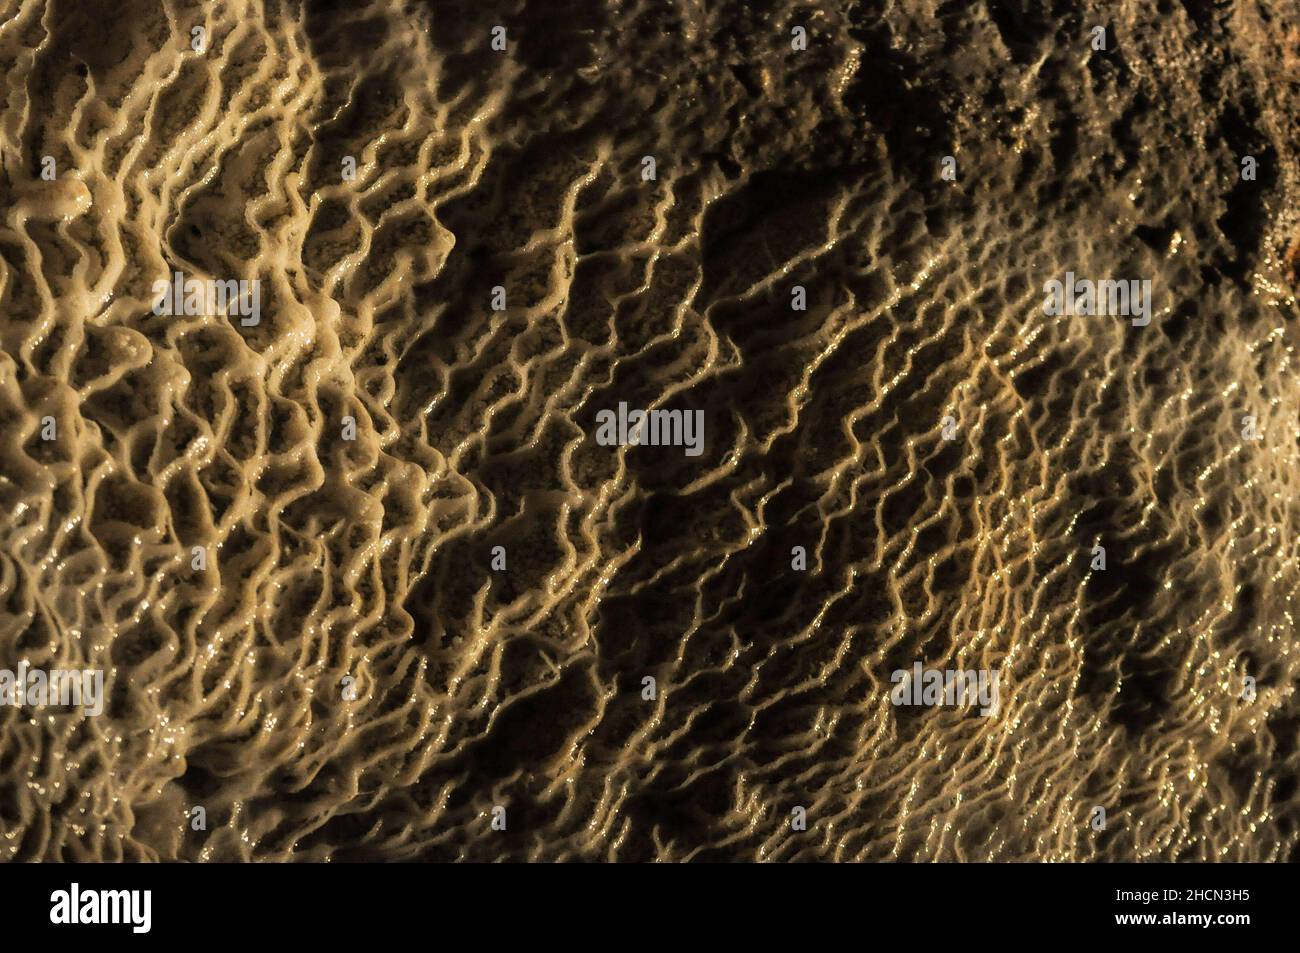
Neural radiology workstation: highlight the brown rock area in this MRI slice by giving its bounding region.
[0,0,1298,861]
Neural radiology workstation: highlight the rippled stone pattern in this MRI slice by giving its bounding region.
[1,0,1298,861]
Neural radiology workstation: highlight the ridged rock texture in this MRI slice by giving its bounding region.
[1,0,1299,861]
